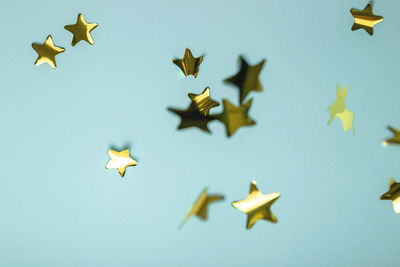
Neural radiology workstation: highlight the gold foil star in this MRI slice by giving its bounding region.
[64,13,98,46]
[188,87,220,116]
[105,149,137,177]
[383,126,400,146]
[327,84,354,134]
[32,35,65,69]
[173,48,203,78]
[180,188,224,228]
[216,98,256,137]
[381,178,400,214]
[224,56,266,104]
[232,181,280,229]
[350,3,383,36]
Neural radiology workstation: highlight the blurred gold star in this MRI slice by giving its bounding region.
[350,3,383,36]
[224,56,266,104]
[381,178,400,214]
[172,48,203,78]
[383,126,400,146]
[64,13,98,46]
[327,84,354,134]
[188,87,220,116]
[168,107,217,133]
[232,181,280,229]
[105,149,137,177]
[216,98,255,137]
[180,188,224,228]
[32,35,65,69]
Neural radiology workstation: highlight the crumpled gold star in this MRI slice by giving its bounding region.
[383,126,400,146]
[180,188,224,228]
[105,149,137,177]
[350,3,383,36]
[381,178,400,214]
[327,84,354,134]
[32,35,65,69]
[224,56,266,104]
[232,181,280,229]
[64,13,98,46]
[188,87,220,116]
[173,48,203,78]
[216,98,255,137]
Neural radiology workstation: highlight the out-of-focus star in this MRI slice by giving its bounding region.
[32,35,65,69]
[180,188,224,228]
[105,149,137,177]
[64,13,98,46]
[168,107,217,133]
[383,126,400,146]
[350,3,383,36]
[224,56,266,104]
[216,98,255,137]
[173,48,203,78]
[381,178,400,214]
[232,181,280,229]
[188,87,220,116]
[327,84,354,134]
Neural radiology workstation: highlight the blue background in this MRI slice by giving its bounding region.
[1,0,400,266]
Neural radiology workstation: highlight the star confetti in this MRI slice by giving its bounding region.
[173,48,203,78]
[350,3,383,36]
[327,84,354,134]
[64,13,98,46]
[32,35,65,69]
[188,87,220,116]
[180,188,224,228]
[381,178,400,214]
[105,148,137,177]
[382,126,400,146]
[232,181,280,229]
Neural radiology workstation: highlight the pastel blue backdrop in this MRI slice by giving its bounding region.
[0,0,399,266]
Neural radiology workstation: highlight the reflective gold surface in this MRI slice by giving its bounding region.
[172,48,203,78]
[105,149,137,177]
[327,84,354,134]
[350,3,383,36]
[232,181,280,229]
[382,126,400,146]
[224,56,266,104]
[180,188,224,228]
[32,35,65,69]
[188,87,220,116]
[381,178,400,214]
[64,13,98,46]
[216,98,255,137]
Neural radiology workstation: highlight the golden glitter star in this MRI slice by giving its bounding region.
[350,3,383,36]
[180,188,224,228]
[172,48,203,78]
[32,35,65,69]
[232,181,280,229]
[224,56,266,104]
[381,178,400,214]
[105,149,137,177]
[327,84,354,134]
[383,126,400,146]
[168,107,217,133]
[216,98,255,137]
[64,13,98,46]
[188,87,220,116]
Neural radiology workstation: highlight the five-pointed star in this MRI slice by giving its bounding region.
[381,178,400,214]
[172,48,203,78]
[180,188,224,228]
[383,126,400,146]
[168,106,217,133]
[350,3,383,36]
[32,35,65,69]
[224,56,266,104]
[64,13,98,46]
[105,149,137,177]
[327,84,354,134]
[188,87,220,116]
[216,98,256,137]
[232,181,280,229]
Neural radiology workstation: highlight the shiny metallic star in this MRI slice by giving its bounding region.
[381,178,400,214]
[327,84,354,134]
[188,87,220,116]
[105,149,137,177]
[32,35,65,69]
[172,48,203,78]
[382,126,400,146]
[64,13,98,46]
[350,3,383,36]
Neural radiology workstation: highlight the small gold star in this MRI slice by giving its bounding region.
[168,107,217,133]
[105,149,137,177]
[64,13,98,46]
[180,188,224,228]
[381,178,400,214]
[350,3,383,36]
[383,126,400,146]
[172,48,203,78]
[232,181,280,229]
[216,98,256,137]
[188,87,220,116]
[224,56,266,104]
[32,35,65,69]
[327,84,354,134]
